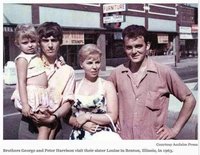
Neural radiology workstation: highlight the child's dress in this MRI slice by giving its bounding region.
[69,78,113,140]
[11,52,60,113]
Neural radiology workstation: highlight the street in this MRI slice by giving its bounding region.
[3,57,198,139]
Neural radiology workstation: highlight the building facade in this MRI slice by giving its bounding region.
[3,3,198,69]
[178,4,198,59]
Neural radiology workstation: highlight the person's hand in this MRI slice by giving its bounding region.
[76,113,90,127]
[21,104,32,117]
[30,112,52,125]
[157,125,179,140]
[82,121,101,133]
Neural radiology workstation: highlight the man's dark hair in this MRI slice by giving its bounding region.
[37,22,63,44]
[122,24,149,44]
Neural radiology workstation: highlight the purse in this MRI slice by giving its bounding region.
[87,114,122,140]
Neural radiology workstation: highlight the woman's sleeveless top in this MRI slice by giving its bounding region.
[70,78,112,140]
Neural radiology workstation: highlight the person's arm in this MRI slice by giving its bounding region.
[65,113,99,133]
[51,66,75,120]
[32,95,74,126]
[52,66,75,121]
[53,100,72,121]
[157,68,196,139]
[32,66,75,125]
[157,93,196,140]
[61,67,75,105]
[16,58,31,117]
[66,112,80,128]
[107,70,117,91]
[64,79,100,133]
[64,79,79,128]
[172,94,196,133]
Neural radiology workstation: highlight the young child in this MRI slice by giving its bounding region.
[11,24,60,139]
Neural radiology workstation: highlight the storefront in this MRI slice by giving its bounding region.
[60,30,97,69]
[3,24,108,70]
[148,32,176,56]
[3,3,197,70]
[179,25,198,58]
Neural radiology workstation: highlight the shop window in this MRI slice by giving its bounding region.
[148,33,174,56]
[112,41,126,58]
[106,34,125,59]
[85,34,97,44]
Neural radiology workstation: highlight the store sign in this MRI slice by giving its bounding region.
[103,15,124,24]
[103,3,126,13]
[157,34,168,44]
[63,33,84,45]
[179,26,191,33]
[180,33,194,39]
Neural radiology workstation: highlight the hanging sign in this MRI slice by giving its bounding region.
[103,3,126,13]
[103,15,124,24]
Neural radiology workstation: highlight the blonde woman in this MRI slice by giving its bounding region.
[67,44,118,140]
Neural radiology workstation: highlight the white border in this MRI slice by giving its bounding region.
[1,1,199,155]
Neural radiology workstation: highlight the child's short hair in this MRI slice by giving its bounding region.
[14,24,38,45]
[78,44,102,62]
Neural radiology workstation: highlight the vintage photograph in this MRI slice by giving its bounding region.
[3,2,198,143]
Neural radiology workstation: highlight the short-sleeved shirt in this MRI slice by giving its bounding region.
[42,56,75,105]
[108,57,192,139]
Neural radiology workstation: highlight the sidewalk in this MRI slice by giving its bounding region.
[3,57,198,87]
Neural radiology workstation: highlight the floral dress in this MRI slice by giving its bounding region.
[69,78,112,140]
